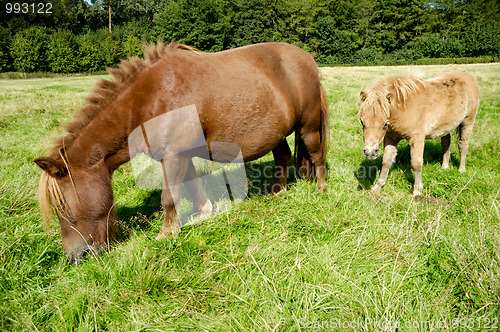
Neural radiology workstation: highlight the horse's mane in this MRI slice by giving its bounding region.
[50,41,198,156]
[362,74,426,117]
[40,42,198,227]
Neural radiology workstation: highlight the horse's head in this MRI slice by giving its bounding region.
[359,90,392,160]
[34,156,115,264]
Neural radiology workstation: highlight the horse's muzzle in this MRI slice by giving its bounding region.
[65,244,106,265]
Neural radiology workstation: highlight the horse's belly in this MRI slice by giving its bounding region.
[207,134,286,163]
[203,106,294,162]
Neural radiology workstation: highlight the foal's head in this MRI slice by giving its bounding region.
[359,90,392,160]
[34,155,115,264]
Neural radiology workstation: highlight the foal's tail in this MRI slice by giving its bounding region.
[294,84,329,178]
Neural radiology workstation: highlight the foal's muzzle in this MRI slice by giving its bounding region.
[65,244,106,265]
[363,148,380,160]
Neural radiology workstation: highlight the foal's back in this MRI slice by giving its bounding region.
[392,72,479,140]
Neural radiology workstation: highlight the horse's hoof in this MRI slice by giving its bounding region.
[459,166,466,173]
[200,200,213,219]
[272,188,287,195]
[155,233,166,241]
[155,224,181,240]
[271,183,286,195]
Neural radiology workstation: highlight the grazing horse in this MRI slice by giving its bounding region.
[34,42,329,264]
[359,72,479,196]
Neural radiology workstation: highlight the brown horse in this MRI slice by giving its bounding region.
[359,72,479,196]
[34,42,329,264]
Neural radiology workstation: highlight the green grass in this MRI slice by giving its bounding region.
[1,64,499,331]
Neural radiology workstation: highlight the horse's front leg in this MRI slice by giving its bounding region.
[184,159,212,218]
[409,136,425,196]
[372,135,400,191]
[156,155,189,240]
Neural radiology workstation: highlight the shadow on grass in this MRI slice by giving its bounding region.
[116,157,325,239]
[354,139,460,191]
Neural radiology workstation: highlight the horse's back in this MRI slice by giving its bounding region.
[213,42,321,103]
[157,43,323,162]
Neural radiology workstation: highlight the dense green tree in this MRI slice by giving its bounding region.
[1,0,499,72]
[47,30,79,73]
[0,0,92,34]
[369,0,428,53]
[229,0,277,47]
[77,32,104,72]
[464,21,500,56]
[0,26,11,71]
[154,0,232,51]
[122,35,144,57]
[272,0,318,50]
[95,29,123,67]
[10,26,51,72]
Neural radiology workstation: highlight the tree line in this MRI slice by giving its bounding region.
[0,0,499,73]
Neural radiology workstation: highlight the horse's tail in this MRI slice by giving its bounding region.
[319,84,329,163]
[294,84,329,179]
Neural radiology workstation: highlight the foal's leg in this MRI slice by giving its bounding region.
[184,159,212,218]
[441,134,451,169]
[409,136,425,196]
[156,155,189,240]
[372,135,400,191]
[458,120,475,173]
[300,130,327,192]
[271,140,291,194]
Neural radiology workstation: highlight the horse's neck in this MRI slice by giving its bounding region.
[66,103,134,171]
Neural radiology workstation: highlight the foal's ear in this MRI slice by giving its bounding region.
[386,92,393,103]
[34,157,68,178]
[360,91,367,102]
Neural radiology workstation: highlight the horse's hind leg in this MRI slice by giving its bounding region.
[441,134,451,169]
[458,120,474,173]
[271,139,291,194]
[299,130,327,192]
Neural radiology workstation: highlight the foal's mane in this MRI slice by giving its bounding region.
[50,42,198,156]
[363,74,426,117]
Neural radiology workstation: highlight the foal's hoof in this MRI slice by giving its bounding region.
[459,166,466,173]
[412,190,423,197]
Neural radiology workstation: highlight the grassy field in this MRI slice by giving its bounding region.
[0,63,499,331]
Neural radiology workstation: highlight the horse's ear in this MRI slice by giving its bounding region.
[386,92,393,103]
[360,91,367,102]
[34,157,67,178]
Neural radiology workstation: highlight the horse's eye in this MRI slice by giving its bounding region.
[360,119,364,127]
[383,121,389,129]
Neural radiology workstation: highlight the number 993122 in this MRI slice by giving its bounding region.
[5,3,52,14]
